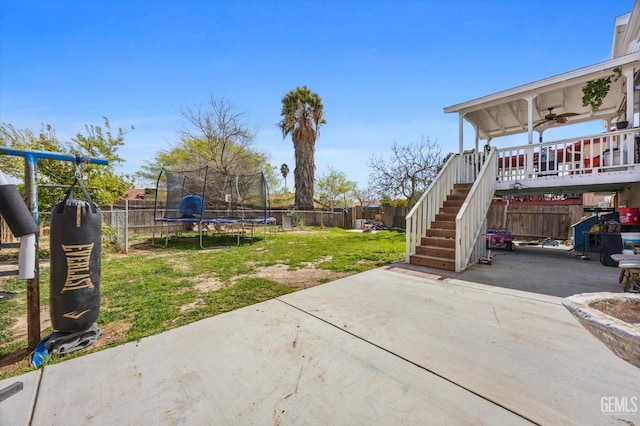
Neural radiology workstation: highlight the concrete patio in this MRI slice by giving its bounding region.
[1,246,638,425]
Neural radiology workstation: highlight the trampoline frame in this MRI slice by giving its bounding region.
[152,167,276,248]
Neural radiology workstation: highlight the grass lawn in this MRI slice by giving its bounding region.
[0,227,405,379]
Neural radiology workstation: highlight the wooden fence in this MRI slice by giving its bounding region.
[486,204,585,240]
[2,202,591,244]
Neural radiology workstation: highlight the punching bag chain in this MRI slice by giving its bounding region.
[55,162,96,214]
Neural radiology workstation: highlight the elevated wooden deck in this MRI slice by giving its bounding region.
[495,128,640,195]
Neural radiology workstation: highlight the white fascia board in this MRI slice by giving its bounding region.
[611,12,630,58]
[622,6,640,53]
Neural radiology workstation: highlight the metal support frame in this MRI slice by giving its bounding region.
[0,147,107,351]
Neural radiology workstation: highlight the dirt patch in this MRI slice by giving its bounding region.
[193,276,225,293]
[9,307,51,342]
[177,276,227,313]
[251,264,349,289]
[92,321,131,349]
[179,301,198,313]
[0,348,30,376]
[165,256,193,273]
[303,255,333,268]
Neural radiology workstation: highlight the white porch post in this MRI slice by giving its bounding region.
[526,95,534,177]
[624,65,634,125]
[527,95,534,144]
[624,65,635,165]
[475,131,479,153]
[458,113,464,183]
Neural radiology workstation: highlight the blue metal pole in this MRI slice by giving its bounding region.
[0,147,108,166]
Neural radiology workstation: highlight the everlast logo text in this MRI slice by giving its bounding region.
[61,243,95,291]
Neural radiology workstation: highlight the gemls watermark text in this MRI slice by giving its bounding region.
[601,396,638,415]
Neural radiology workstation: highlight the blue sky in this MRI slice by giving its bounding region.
[0,0,634,189]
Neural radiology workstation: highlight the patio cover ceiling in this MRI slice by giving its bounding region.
[444,52,640,141]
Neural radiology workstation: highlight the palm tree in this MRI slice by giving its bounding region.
[280,163,290,192]
[279,86,326,210]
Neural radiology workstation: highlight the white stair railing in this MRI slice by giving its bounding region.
[455,148,498,271]
[405,154,458,263]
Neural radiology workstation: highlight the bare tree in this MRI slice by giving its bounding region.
[353,185,376,208]
[367,137,442,207]
[181,94,259,176]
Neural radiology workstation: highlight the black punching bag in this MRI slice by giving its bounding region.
[50,176,101,332]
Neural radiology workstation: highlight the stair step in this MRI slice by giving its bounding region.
[420,236,455,248]
[447,193,467,201]
[409,254,455,271]
[453,183,472,191]
[425,228,455,239]
[440,207,460,215]
[435,213,456,222]
[415,246,455,258]
[443,199,464,208]
[430,220,456,230]
[408,181,476,272]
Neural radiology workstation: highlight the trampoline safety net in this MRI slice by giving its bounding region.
[152,166,274,247]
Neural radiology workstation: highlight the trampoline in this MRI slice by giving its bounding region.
[152,167,276,248]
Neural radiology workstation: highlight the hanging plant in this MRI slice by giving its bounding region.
[581,67,622,111]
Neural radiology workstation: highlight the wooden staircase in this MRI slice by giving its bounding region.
[409,183,472,271]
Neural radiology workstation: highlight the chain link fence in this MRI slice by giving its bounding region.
[2,204,354,252]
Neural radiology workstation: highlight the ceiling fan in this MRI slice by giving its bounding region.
[534,107,578,128]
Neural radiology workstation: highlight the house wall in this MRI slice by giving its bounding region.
[583,193,613,207]
[617,182,640,209]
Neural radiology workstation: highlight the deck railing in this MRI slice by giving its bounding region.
[405,154,458,262]
[497,128,638,184]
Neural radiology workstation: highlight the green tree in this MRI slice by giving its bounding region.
[380,195,396,207]
[261,162,281,197]
[0,118,133,212]
[0,123,64,181]
[69,118,134,204]
[316,167,356,210]
[280,163,290,192]
[139,137,277,188]
[278,86,325,210]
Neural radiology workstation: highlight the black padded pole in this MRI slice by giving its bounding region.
[0,184,39,237]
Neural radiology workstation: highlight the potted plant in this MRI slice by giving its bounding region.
[581,67,622,111]
[616,120,629,130]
